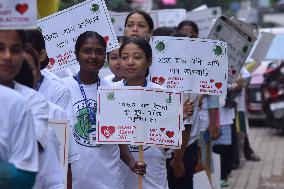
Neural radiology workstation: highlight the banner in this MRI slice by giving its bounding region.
[149,36,228,95]
[38,0,119,72]
[0,0,37,30]
[96,86,183,148]
[208,16,257,83]
[48,120,69,179]
[186,7,222,38]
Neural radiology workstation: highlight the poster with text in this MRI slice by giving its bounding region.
[151,9,186,27]
[186,7,222,38]
[48,120,69,180]
[96,86,183,148]
[150,36,228,95]
[38,0,119,72]
[208,16,257,83]
[0,0,37,29]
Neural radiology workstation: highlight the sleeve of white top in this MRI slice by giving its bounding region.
[9,104,39,173]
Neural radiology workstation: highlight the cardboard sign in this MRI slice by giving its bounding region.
[38,0,119,72]
[186,7,222,38]
[48,120,69,178]
[149,36,228,95]
[208,16,257,83]
[96,86,183,148]
[0,0,37,30]
[151,9,186,27]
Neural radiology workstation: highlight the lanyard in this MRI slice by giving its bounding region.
[73,73,100,125]
[123,79,147,87]
[35,75,44,91]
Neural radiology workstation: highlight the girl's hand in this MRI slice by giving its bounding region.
[130,161,147,176]
[183,99,194,120]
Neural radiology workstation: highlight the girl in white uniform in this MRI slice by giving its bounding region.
[63,31,143,189]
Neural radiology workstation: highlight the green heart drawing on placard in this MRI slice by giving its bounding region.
[91,4,99,12]
[212,10,218,16]
[216,24,222,32]
[155,41,166,52]
[111,17,115,23]
[213,45,223,56]
[107,91,115,101]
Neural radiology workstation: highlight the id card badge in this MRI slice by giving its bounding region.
[89,125,101,147]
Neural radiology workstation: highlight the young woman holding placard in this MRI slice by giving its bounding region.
[62,31,145,189]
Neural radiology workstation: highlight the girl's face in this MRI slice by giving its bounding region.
[78,37,106,74]
[24,52,40,87]
[180,25,197,38]
[124,13,151,38]
[108,48,123,78]
[120,43,151,81]
[0,31,24,83]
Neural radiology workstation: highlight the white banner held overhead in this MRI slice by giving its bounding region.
[0,0,37,30]
[38,0,119,72]
[96,86,183,148]
[150,36,228,95]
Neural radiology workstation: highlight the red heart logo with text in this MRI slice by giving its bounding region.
[160,128,165,132]
[46,58,55,69]
[210,79,214,83]
[215,82,223,89]
[101,126,115,139]
[166,131,174,138]
[152,77,165,85]
[15,4,29,15]
[103,36,109,44]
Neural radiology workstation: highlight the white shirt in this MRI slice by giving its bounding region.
[0,85,39,172]
[114,80,169,189]
[62,76,122,189]
[219,96,235,125]
[14,82,49,149]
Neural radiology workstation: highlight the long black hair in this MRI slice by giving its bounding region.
[125,11,154,32]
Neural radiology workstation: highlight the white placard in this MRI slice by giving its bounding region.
[208,16,257,83]
[0,0,37,30]
[48,120,69,179]
[96,86,183,148]
[151,8,186,27]
[186,7,222,38]
[38,0,119,72]
[149,36,228,95]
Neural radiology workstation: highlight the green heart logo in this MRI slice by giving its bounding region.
[107,92,115,101]
[111,18,115,23]
[91,4,99,12]
[213,45,223,56]
[242,45,248,53]
[155,41,166,52]
[212,10,218,16]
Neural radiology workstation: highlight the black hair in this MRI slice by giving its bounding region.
[171,30,187,37]
[25,30,46,52]
[24,30,49,70]
[119,37,152,77]
[152,27,175,36]
[24,45,40,69]
[75,31,107,61]
[107,36,129,61]
[177,20,199,35]
[15,59,34,88]
[125,11,154,31]
[15,30,26,48]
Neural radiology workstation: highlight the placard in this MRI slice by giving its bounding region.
[186,7,222,38]
[38,0,119,72]
[151,9,186,27]
[48,120,69,178]
[208,16,257,83]
[0,0,37,30]
[149,36,228,95]
[96,86,183,148]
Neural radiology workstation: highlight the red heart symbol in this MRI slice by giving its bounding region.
[166,131,174,138]
[49,58,55,65]
[215,82,222,89]
[210,79,214,83]
[101,126,115,139]
[15,4,29,15]
[103,36,109,44]
[160,128,165,132]
[152,77,165,85]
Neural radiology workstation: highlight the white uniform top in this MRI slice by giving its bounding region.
[114,80,169,189]
[32,127,65,189]
[14,82,49,149]
[0,85,39,172]
[62,76,122,189]
[219,96,235,125]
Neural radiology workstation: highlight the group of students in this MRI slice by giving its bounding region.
[0,9,258,189]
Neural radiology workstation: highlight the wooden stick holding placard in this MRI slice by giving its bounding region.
[138,145,144,189]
